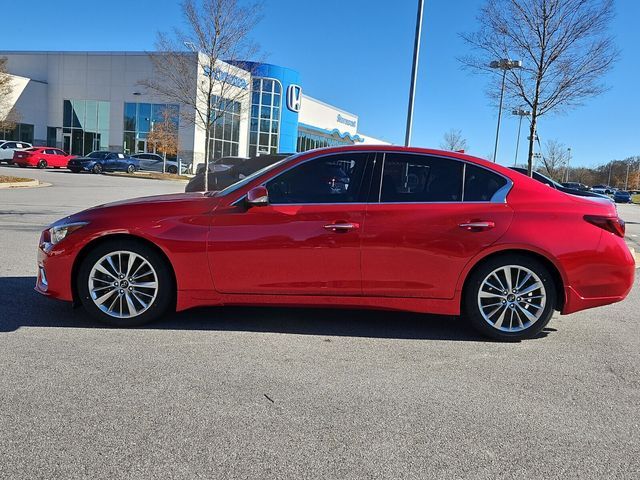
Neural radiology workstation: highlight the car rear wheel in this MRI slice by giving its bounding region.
[463,254,556,341]
[77,239,174,327]
[127,164,136,174]
[92,164,103,174]
[168,165,178,174]
[37,159,47,169]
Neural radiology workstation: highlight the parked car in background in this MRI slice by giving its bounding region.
[562,182,590,191]
[186,154,290,192]
[131,153,189,175]
[0,141,32,164]
[613,190,632,203]
[510,168,612,201]
[13,147,71,169]
[592,185,616,195]
[67,151,139,174]
[37,146,635,342]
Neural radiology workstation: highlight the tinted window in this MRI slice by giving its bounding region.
[87,151,108,159]
[266,153,369,204]
[464,164,508,201]
[380,153,463,202]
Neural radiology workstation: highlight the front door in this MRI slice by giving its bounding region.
[361,152,514,299]
[208,152,374,296]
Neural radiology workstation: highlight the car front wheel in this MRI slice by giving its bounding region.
[92,164,103,174]
[77,239,174,327]
[463,254,556,341]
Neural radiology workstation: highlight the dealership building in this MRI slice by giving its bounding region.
[0,51,388,168]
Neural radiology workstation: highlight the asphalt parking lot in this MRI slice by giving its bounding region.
[1,165,639,479]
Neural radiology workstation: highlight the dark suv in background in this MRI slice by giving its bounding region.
[186,154,291,192]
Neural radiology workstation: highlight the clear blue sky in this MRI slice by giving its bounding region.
[3,0,638,167]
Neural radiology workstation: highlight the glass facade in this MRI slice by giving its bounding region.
[210,96,240,160]
[123,102,179,159]
[249,78,281,158]
[0,123,35,144]
[63,100,110,156]
[297,130,354,152]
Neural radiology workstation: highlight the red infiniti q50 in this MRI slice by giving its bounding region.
[36,146,635,340]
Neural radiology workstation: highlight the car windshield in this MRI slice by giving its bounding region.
[215,155,300,196]
[86,151,109,159]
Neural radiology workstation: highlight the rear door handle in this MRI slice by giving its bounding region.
[323,222,359,232]
[459,221,495,231]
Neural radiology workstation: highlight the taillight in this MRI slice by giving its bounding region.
[584,215,625,238]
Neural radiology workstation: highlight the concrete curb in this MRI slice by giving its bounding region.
[0,179,40,189]
[103,172,189,183]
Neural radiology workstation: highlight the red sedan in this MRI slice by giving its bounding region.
[35,146,635,340]
[13,147,71,169]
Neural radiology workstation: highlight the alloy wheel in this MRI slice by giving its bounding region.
[477,265,547,333]
[88,250,159,319]
[93,164,103,174]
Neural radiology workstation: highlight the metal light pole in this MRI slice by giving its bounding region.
[490,59,522,162]
[565,147,572,182]
[625,163,630,190]
[512,108,531,166]
[404,0,425,147]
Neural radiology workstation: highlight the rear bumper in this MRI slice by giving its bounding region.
[561,234,636,314]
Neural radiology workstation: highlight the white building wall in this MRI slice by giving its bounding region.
[298,94,359,136]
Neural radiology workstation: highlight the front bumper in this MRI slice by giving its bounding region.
[35,236,76,302]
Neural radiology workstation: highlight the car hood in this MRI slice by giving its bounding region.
[52,192,220,228]
[69,157,100,162]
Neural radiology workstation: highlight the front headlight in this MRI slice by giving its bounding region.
[48,222,89,245]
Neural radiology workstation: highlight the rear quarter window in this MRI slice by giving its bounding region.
[464,164,508,202]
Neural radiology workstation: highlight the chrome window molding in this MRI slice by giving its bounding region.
[229,149,514,207]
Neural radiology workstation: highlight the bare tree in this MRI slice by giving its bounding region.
[461,0,618,175]
[0,57,17,134]
[440,129,468,151]
[146,107,179,173]
[539,139,569,181]
[140,0,261,190]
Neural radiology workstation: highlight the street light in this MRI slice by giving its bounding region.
[404,0,425,147]
[512,108,531,166]
[565,147,572,183]
[490,59,522,162]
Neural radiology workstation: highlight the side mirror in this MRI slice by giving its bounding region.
[246,186,269,207]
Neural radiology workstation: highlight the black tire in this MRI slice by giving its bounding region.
[37,159,47,169]
[76,238,174,327]
[92,163,103,174]
[463,254,557,341]
[127,164,136,174]
[168,165,178,174]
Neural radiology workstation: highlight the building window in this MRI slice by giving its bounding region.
[62,100,110,156]
[210,96,241,160]
[297,130,353,152]
[249,78,281,158]
[0,123,35,144]
[123,103,179,159]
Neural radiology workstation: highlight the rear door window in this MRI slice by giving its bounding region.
[379,153,463,203]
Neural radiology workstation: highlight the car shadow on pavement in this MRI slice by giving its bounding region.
[0,276,552,341]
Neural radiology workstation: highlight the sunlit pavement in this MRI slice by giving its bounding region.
[1,165,639,479]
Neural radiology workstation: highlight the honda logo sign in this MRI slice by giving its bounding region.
[286,84,302,113]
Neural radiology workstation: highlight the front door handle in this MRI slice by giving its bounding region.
[323,222,359,232]
[459,221,495,231]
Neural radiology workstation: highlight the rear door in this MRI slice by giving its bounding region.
[361,152,514,299]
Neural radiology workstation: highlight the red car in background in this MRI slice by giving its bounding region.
[34,146,635,341]
[13,147,71,169]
